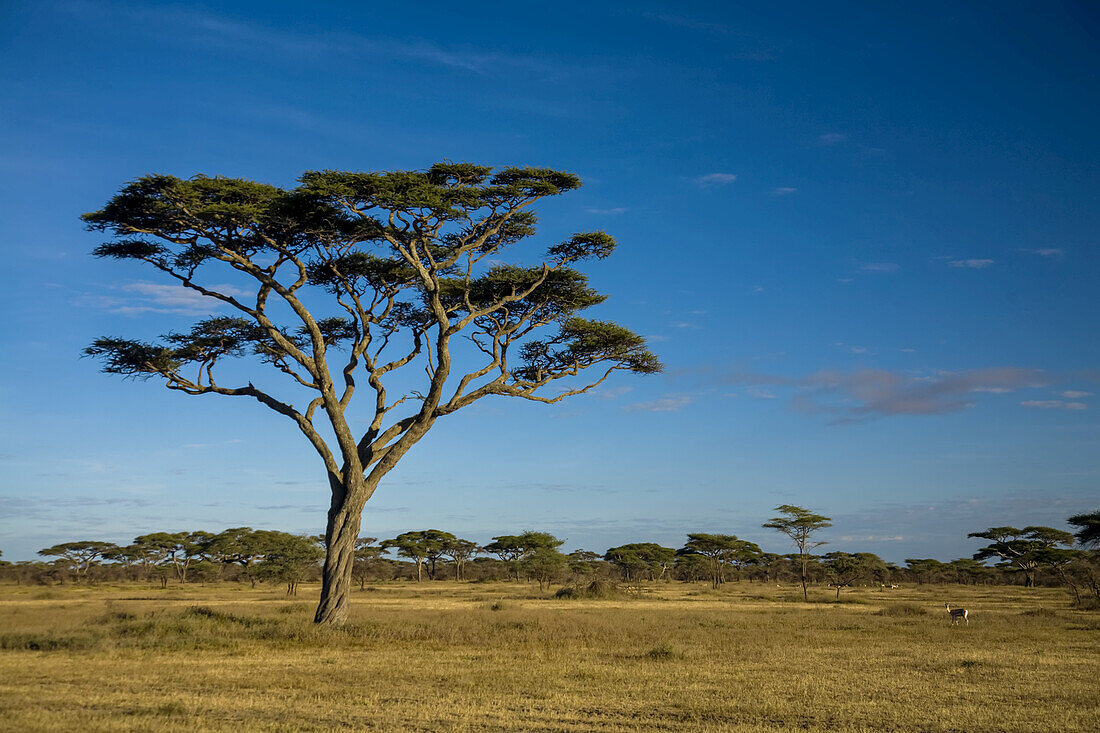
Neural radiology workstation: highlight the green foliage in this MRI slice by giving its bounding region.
[763,506,832,600]
[1068,511,1100,548]
[381,530,457,581]
[605,543,677,582]
[253,533,324,594]
[968,526,1075,587]
[37,541,119,576]
[521,547,569,590]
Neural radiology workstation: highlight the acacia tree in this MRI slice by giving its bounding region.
[484,531,565,581]
[1068,511,1100,548]
[381,530,454,581]
[676,534,759,589]
[83,164,659,624]
[38,541,119,580]
[253,532,325,595]
[206,527,279,586]
[351,537,385,588]
[968,526,1075,587]
[823,552,885,600]
[604,543,676,582]
[441,537,480,580]
[762,505,832,601]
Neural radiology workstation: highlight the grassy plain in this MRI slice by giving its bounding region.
[0,580,1096,732]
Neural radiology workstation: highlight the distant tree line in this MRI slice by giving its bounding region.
[2,508,1097,606]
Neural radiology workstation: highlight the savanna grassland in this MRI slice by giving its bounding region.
[0,581,1096,732]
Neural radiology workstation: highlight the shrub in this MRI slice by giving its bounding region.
[554,578,626,600]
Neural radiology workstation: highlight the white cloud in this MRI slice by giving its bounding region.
[180,439,244,449]
[584,207,627,215]
[1021,400,1087,410]
[772,187,798,195]
[859,262,900,273]
[723,367,1047,423]
[1060,390,1092,399]
[1020,247,1064,257]
[819,133,847,145]
[596,385,633,400]
[643,12,731,34]
[80,281,253,315]
[746,387,776,399]
[624,395,693,412]
[947,259,994,269]
[694,173,738,187]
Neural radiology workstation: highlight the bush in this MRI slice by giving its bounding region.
[644,643,677,660]
[554,578,626,600]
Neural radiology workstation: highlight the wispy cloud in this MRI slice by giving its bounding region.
[859,262,900,273]
[625,395,693,412]
[693,173,738,187]
[819,133,847,145]
[596,385,633,400]
[1020,247,1064,258]
[1060,390,1093,399]
[746,387,776,400]
[77,281,253,315]
[771,187,798,196]
[643,11,731,34]
[640,12,778,59]
[1021,400,1087,410]
[947,259,994,269]
[722,367,1048,424]
[180,439,243,450]
[584,207,627,215]
[65,2,606,82]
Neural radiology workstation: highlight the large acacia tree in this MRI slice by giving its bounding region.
[83,163,660,624]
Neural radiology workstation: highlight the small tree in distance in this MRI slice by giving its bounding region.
[38,541,119,580]
[968,526,1074,587]
[763,505,832,601]
[484,531,564,581]
[82,163,660,624]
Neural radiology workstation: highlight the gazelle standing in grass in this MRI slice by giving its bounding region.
[945,602,969,625]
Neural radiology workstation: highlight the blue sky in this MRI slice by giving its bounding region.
[1,1,1097,562]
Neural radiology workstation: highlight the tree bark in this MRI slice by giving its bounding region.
[314,485,366,625]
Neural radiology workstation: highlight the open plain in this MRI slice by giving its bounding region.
[0,581,1096,732]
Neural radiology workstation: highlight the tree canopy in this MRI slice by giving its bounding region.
[83,163,659,624]
[763,505,832,601]
[968,526,1075,587]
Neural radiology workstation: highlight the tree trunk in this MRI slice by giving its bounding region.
[314,490,365,625]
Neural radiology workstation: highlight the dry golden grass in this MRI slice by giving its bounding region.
[0,581,1097,731]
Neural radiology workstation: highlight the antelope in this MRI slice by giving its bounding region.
[945,603,968,625]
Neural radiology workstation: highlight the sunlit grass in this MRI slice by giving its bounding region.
[0,581,1096,731]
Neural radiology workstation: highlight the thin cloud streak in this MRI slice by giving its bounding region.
[947,259,994,269]
[1021,400,1087,410]
[694,173,738,187]
[624,395,694,412]
[722,367,1049,424]
[859,262,900,273]
[77,281,252,315]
